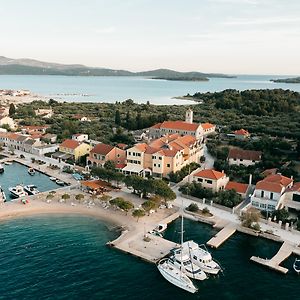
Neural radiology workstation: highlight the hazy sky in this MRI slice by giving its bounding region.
[1,0,300,75]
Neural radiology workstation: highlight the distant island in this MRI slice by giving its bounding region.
[0,55,235,79]
[271,77,300,84]
[152,76,209,82]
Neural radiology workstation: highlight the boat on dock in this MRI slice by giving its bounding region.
[24,185,39,195]
[182,241,221,275]
[0,186,6,202]
[9,185,28,198]
[28,168,36,176]
[293,258,300,274]
[0,164,4,174]
[157,258,198,294]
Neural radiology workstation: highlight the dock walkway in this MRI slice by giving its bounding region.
[207,223,237,248]
[110,211,180,263]
[250,241,295,274]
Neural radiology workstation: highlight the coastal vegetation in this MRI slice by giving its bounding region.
[168,162,200,183]
[179,182,242,208]
[271,77,300,84]
[240,208,261,231]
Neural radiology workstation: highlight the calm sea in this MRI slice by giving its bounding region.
[0,75,299,105]
[0,215,299,300]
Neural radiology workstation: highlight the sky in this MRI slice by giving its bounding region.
[0,0,300,75]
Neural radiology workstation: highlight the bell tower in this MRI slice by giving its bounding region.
[185,108,193,124]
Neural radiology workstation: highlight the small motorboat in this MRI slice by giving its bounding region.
[9,185,28,198]
[28,168,36,176]
[56,180,65,186]
[49,177,57,181]
[24,185,40,195]
[293,258,300,274]
[154,223,167,233]
[0,164,4,174]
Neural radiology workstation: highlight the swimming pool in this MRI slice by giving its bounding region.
[0,162,61,200]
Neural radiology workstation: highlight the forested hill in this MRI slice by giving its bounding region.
[190,89,300,116]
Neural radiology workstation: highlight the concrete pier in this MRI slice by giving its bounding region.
[207,224,236,248]
[110,211,180,263]
[250,241,295,274]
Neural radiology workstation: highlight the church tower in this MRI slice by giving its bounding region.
[185,108,193,124]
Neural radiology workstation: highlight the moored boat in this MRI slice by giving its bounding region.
[170,249,207,281]
[182,241,221,275]
[24,184,40,195]
[56,180,65,186]
[49,177,57,181]
[157,258,198,294]
[293,258,300,274]
[28,168,36,176]
[9,185,28,198]
[0,164,4,174]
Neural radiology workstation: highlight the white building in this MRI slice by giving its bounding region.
[250,174,293,211]
[72,134,89,142]
[228,148,262,167]
[193,169,229,192]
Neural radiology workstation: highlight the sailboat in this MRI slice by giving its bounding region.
[157,199,199,293]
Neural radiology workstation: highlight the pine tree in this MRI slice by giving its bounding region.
[9,103,16,116]
[115,110,121,125]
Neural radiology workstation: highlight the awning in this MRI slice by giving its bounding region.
[122,165,144,174]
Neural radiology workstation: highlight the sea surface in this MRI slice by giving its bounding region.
[0,162,59,200]
[0,215,299,300]
[0,75,300,105]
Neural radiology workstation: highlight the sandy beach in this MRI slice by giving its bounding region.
[0,93,49,107]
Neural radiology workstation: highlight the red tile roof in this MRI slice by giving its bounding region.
[263,174,293,187]
[201,123,215,130]
[90,143,114,155]
[60,139,80,149]
[234,129,250,136]
[160,121,200,131]
[256,181,284,193]
[228,148,262,161]
[255,174,293,193]
[134,143,148,152]
[289,182,300,192]
[225,181,249,194]
[194,169,226,180]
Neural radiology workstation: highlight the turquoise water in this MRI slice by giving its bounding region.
[0,162,59,200]
[0,75,299,105]
[0,215,299,299]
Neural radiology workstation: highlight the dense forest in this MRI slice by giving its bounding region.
[11,89,300,145]
[190,89,300,116]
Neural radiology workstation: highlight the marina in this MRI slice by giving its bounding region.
[0,159,66,200]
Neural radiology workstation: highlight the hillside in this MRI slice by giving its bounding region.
[0,56,234,78]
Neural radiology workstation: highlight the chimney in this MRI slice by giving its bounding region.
[249,174,252,186]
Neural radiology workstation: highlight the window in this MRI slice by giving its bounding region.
[133,152,136,156]
[240,159,243,162]
[198,178,203,183]
[167,164,170,167]
[261,191,264,198]
[117,154,120,157]
[158,164,160,167]
[206,180,212,184]
[128,152,131,156]
[270,192,273,200]
[154,163,156,167]
[159,157,162,160]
